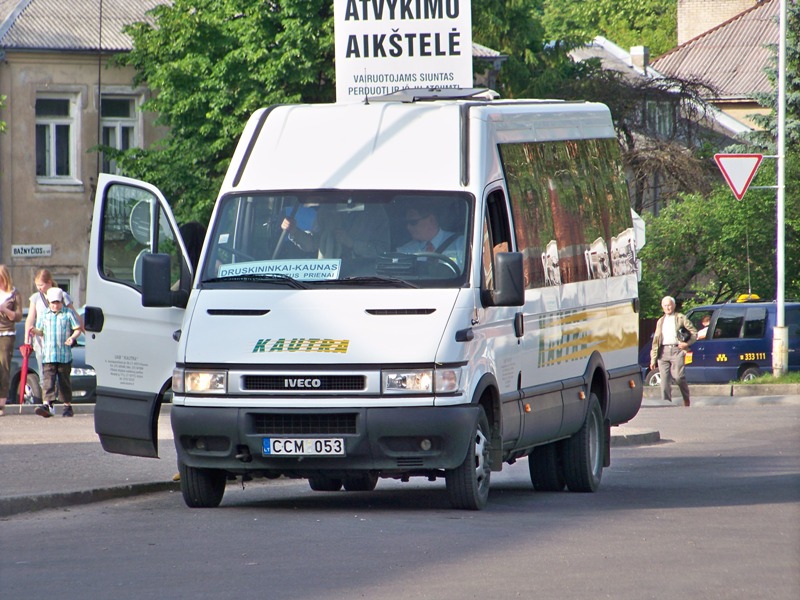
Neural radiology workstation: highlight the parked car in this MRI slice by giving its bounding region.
[8,309,96,404]
[640,300,800,386]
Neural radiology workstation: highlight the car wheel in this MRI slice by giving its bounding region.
[446,405,492,510]
[528,441,566,492]
[740,367,761,381]
[179,462,226,508]
[343,473,379,492]
[15,372,42,405]
[308,476,343,492]
[562,394,604,493]
[645,369,661,387]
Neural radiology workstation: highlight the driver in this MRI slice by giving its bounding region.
[397,204,464,264]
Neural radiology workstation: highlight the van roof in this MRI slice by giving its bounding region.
[224,96,615,194]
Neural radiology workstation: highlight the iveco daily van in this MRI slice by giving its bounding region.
[85,88,644,510]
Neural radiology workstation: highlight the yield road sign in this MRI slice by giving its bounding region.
[714,153,764,200]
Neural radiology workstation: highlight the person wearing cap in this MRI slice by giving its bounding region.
[30,287,80,418]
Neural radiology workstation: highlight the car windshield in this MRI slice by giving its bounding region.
[199,191,472,288]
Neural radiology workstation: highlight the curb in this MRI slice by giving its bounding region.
[610,427,660,447]
[0,481,181,518]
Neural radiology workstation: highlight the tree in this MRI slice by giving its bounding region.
[110,0,335,223]
[541,0,677,57]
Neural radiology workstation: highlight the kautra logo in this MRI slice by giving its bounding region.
[252,338,349,354]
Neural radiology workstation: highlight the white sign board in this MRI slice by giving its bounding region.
[334,0,473,103]
[11,244,52,258]
[714,153,764,200]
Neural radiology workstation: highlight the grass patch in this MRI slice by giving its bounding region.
[737,372,800,385]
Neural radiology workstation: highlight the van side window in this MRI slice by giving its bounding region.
[481,190,512,295]
[713,308,746,339]
[743,307,767,338]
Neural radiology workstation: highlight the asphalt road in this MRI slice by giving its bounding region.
[1,402,798,600]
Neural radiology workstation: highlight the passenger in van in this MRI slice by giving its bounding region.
[697,314,711,340]
[281,204,389,259]
[397,204,464,264]
[649,296,697,407]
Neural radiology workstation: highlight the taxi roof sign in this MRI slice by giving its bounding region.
[714,153,764,200]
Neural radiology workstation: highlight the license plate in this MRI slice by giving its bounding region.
[262,438,345,456]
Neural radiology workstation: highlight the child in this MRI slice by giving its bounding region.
[32,287,80,418]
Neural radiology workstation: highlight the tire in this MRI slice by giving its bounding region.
[15,372,42,405]
[740,367,761,381]
[343,472,379,492]
[528,442,566,492]
[644,370,661,387]
[308,476,343,492]
[562,394,604,493]
[179,462,226,508]
[446,405,492,510]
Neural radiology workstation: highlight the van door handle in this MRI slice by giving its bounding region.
[84,306,104,333]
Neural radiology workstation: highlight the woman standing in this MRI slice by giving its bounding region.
[0,265,23,416]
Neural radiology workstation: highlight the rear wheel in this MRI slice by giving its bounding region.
[308,476,343,492]
[562,394,604,493]
[343,472,379,492]
[179,463,226,508]
[446,406,492,510]
[528,441,566,491]
[740,367,761,381]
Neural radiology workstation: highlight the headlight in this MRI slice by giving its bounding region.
[382,369,433,394]
[381,368,463,394]
[173,368,227,394]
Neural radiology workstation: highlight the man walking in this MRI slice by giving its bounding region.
[650,296,697,406]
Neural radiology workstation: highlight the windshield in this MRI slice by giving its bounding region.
[200,191,472,288]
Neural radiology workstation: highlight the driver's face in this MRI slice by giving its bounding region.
[405,210,437,242]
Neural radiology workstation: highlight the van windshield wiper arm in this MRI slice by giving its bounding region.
[334,276,418,289]
[201,273,307,289]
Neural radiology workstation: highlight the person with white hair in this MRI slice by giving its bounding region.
[649,296,697,406]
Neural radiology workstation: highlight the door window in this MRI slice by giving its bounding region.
[100,183,187,290]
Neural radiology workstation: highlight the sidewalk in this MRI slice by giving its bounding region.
[2,390,798,518]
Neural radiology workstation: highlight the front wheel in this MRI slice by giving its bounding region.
[308,476,343,492]
[644,370,661,387]
[179,463,226,508]
[562,394,604,493]
[446,406,492,510]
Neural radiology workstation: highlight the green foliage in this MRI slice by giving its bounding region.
[471,0,589,98]
[110,0,334,223]
[638,155,800,317]
[541,0,677,57]
[0,94,6,134]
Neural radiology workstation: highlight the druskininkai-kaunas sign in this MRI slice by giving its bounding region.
[333,0,473,103]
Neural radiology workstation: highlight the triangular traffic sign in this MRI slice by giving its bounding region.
[714,153,764,200]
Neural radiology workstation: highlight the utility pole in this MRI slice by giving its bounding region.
[773,0,788,376]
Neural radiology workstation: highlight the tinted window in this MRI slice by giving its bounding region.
[743,307,767,338]
[713,308,746,339]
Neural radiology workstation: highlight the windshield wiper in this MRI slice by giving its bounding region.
[201,273,308,289]
[334,276,418,289]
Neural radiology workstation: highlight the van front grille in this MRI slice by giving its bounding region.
[253,413,357,435]
[243,375,366,392]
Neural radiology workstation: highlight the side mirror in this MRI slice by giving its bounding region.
[485,252,525,307]
[141,253,175,307]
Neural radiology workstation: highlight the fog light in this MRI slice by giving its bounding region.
[195,438,206,450]
[420,438,432,451]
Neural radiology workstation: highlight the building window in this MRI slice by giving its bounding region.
[35,97,76,180]
[645,100,674,138]
[101,97,138,174]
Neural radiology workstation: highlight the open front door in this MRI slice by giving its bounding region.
[86,174,191,458]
